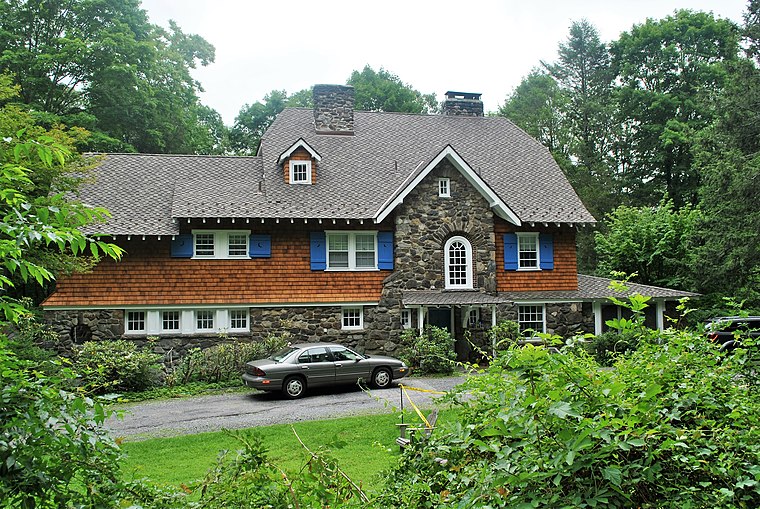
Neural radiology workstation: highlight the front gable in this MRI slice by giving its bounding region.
[374,145,521,226]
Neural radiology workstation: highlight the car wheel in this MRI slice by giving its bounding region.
[283,376,306,399]
[372,368,392,389]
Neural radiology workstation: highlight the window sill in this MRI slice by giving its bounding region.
[325,268,379,272]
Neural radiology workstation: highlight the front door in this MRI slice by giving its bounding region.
[428,307,451,332]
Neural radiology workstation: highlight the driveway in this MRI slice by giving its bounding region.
[106,375,465,441]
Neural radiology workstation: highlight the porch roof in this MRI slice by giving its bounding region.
[402,290,509,307]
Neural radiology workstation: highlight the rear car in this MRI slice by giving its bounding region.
[242,342,409,398]
[706,316,760,352]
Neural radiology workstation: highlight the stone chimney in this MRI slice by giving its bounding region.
[443,91,484,117]
[313,84,355,133]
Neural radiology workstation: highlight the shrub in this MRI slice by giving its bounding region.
[398,326,456,375]
[487,320,520,351]
[166,332,291,386]
[73,339,162,394]
[0,339,124,507]
[586,329,642,366]
[5,307,58,368]
[380,330,760,508]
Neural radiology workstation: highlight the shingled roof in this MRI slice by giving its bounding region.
[498,275,699,301]
[78,107,596,236]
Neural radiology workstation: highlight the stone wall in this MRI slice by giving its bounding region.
[443,98,484,117]
[497,301,596,337]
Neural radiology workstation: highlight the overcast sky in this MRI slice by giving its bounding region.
[139,0,749,125]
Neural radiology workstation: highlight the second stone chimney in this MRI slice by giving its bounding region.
[313,84,355,133]
[443,91,484,117]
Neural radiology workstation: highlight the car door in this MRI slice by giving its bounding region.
[330,346,371,384]
[296,347,335,387]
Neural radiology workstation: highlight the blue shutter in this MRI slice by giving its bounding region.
[171,234,193,258]
[310,232,326,270]
[249,234,271,258]
[503,233,518,271]
[377,231,394,270]
[539,234,554,270]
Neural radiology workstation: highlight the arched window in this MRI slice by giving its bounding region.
[444,236,473,289]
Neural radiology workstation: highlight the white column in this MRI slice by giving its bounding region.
[593,301,603,336]
[656,300,665,331]
[418,305,424,334]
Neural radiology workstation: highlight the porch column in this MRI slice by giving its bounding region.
[418,305,424,334]
[656,300,665,331]
[593,301,603,336]
[491,305,497,357]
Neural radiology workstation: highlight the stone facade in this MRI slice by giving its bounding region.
[313,84,355,132]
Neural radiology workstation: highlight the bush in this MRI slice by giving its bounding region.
[379,330,760,508]
[487,320,520,351]
[0,339,125,508]
[166,333,291,386]
[586,329,643,366]
[5,308,58,368]
[73,339,162,394]
[398,326,456,375]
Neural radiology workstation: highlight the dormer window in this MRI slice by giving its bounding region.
[290,160,312,184]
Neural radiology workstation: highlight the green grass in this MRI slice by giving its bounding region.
[120,413,411,493]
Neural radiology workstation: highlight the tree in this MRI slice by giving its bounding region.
[594,199,699,289]
[498,70,572,161]
[0,0,221,154]
[231,90,289,155]
[347,65,438,114]
[610,10,740,207]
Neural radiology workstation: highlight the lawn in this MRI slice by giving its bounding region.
[120,413,415,493]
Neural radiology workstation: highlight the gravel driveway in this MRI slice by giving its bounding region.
[106,376,465,441]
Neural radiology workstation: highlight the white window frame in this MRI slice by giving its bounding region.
[342,306,364,330]
[400,309,412,329]
[326,231,378,271]
[467,308,480,328]
[161,310,181,332]
[517,233,540,271]
[518,304,546,336]
[228,309,249,331]
[126,311,146,333]
[195,310,215,331]
[438,178,450,197]
[192,230,250,260]
[289,160,312,184]
[444,235,473,289]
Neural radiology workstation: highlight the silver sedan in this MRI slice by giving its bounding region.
[242,342,409,398]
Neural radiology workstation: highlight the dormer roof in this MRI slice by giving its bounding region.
[277,138,321,163]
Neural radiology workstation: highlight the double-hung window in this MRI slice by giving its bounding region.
[195,233,216,257]
[439,178,450,197]
[326,232,377,270]
[290,160,312,184]
[444,236,473,289]
[518,305,545,336]
[517,233,539,270]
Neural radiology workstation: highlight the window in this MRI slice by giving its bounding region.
[290,160,312,184]
[342,307,363,330]
[196,310,215,331]
[228,233,248,256]
[126,311,145,332]
[331,346,362,361]
[518,305,545,336]
[162,311,180,331]
[444,236,473,289]
[400,309,412,329]
[193,230,250,259]
[518,233,539,270]
[468,308,480,328]
[327,232,377,270]
[299,346,331,363]
[229,309,248,330]
[439,178,450,197]
[195,233,215,256]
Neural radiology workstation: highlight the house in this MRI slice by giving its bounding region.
[42,85,696,361]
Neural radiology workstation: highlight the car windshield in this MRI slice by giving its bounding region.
[268,346,299,363]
